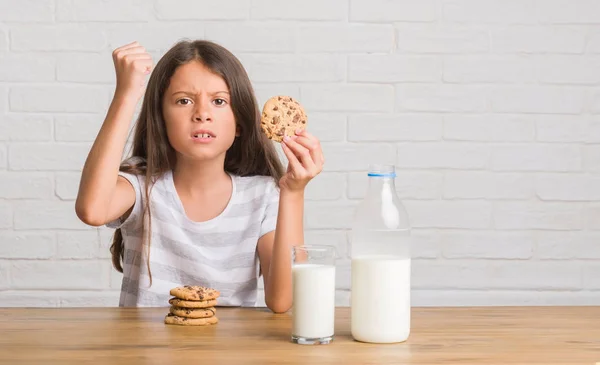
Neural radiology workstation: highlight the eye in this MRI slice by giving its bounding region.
[176,98,192,105]
[213,98,227,106]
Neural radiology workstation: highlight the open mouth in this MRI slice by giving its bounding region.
[192,133,213,139]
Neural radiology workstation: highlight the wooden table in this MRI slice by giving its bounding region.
[0,307,598,364]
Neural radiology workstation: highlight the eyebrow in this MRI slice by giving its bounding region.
[171,90,230,96]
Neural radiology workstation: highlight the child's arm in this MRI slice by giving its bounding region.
[75,41,152,226]
[258,130,325,313]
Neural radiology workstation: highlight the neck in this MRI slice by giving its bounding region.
[172,155,230,197]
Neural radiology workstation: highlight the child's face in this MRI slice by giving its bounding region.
[162,60,237,163]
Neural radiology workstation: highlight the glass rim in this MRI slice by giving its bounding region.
[292,244,336,253]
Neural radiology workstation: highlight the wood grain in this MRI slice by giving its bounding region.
[0,307,598,364]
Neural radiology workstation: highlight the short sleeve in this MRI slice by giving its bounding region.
[105,171,144,230]
[259,179,280,238]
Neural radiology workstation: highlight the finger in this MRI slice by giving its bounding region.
[292,135,321,167]
[283,136,316,171]
[116,41,141,52]
[281,141,304,174]
[117,46,149,57]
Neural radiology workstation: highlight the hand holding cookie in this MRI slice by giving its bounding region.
[280,129,325,192]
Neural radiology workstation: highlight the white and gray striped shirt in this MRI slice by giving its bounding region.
[106,166,280,307]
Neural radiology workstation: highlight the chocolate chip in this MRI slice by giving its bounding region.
[287,111,292,116]
[272,116,280,125]
[292,113,300,123]
[273,106,278,111]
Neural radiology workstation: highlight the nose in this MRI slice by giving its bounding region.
[193,100,212,123]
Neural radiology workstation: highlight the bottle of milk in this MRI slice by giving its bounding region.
[350,164,411,343]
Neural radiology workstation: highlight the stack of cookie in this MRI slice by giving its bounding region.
[164,285,220,326]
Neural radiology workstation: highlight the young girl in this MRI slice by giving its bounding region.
[75,40,324,313]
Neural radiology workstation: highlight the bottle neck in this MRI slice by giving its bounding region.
[366,176,396,198]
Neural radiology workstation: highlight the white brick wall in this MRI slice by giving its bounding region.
[1,0,599,308]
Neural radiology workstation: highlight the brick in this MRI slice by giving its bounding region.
[0,233,55,259]
[56,231,108,259]
[441,231,533,259]
[321,143,396,172]
[396,85,487,112]
[156,0,249,19]
[240,54,344,83]
[205,25,293,53]
[537,116,600,143]
[537,56,600,85]
[57,0,152,22]
[0,172,53,199]
[0,115,52,141]
[538,0,600,24]
[397,143,489,169]
[348,114,442,142]
[107,23,204,52]
[9,144,90,171]
[0,291,59,307]
[110,269,122,289]
[57,53,115,83]
[0,30,6,51]
[335,259,351,289]
[347,171,442,200]
[536,231,600,260]
[305,202,358,229]
[536,174,600,201]
[253,84,300,111]
[585,204,600,230]
[494,202,583,230]
[0,87,6,113]
[584,146,600,172]
[55,172,80,200]
[59,290,120,307]
[11,25,106,51]
[251,0,347,20]
[491,26,585,54]
[588,32,600,53]
[491,144,581,172]
[395,25,488,54]
[10,260,109,289]
[304,113,346,143]
[335,290,350,307]
[0,202,12,229]
[0,261,8,289]
[305,173,345,201]
[0,144,5,170]
[413,260,581,290]
[410,229,440,259]
[54,115,104,142]
[404,201,492,229]
[413,290,600,306]
[444,172,533,200]
[444,114,536,142]
[0,0,53,22]
[350,0,435,22]
[443,56,536,83]
[0,54,55,82]
[297,25,394,53]
[305,230,348,259]
[443,0,537,24]
[491,86,584,114]
[583,265,600,289]
[10,86,109,113]
[348,55,440,83]
[302,84,394,113]
[14,201,89,230]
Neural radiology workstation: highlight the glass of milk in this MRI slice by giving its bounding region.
[291,245,336,345]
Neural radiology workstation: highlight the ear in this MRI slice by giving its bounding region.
[235,125,241,137]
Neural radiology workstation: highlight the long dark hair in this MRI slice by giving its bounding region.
[110,40,284,284]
